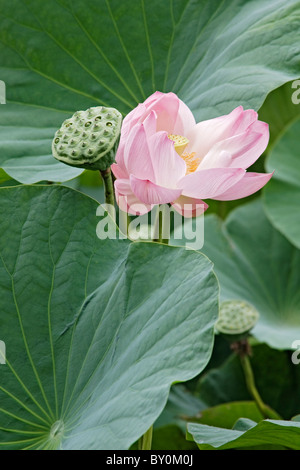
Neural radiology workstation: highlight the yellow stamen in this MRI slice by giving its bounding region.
[168,134,200,174]
[181,152,201,174]
[168,134,189,156]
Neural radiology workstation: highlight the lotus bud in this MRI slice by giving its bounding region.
[52,106,122,171]
[215,300,259,343]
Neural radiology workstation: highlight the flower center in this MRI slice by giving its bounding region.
[168,134,189,155]
[168,134,200,174]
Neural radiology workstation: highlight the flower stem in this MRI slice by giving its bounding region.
[152,205,169,244]
[138,425,153,450]
[100,168,114,208]
[153,207,163,242]
[239,351,281,420]
[119,209,130,238]
[100,168,115,219]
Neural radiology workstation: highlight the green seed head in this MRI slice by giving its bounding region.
[215,300,259,341]
[52,106,122,171]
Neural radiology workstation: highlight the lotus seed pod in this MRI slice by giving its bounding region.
[215,300,259,342]
[52,106,122,171]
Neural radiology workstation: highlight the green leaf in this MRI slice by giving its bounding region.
[192,401,264,429]
[1,0,300,117]
[263,118,300,249]
[0,104,83,183]
[2,155,82,184]
[0,168,11,184]
[0,185,218,450]
[151,425,198,451]
[187,419,300,450]
[258,80,300,150]
[131,385,204,450]
[155,385,206,432]
[197,344,300,419]
[0,0,300,182]
[200,200,300,350]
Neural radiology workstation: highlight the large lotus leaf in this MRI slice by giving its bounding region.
[187,419,300,450]
[200,200,300,350]
[0,0,300,182]
[2,155,82,184]
[0,185,218,450]
[263,119,300,249]
[258,81,300,150]
[1,0,299,118]
[0,104,82,183]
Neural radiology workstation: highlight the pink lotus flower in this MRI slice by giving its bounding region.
[112,92,272,217]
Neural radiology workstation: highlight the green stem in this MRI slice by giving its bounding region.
[100,168,114,207]
[240,354,281,420]
[138,425,153,450]
[153,207,163,243]
[119,208,130,238]
[218,201,228,220]
[152,205,169,244]
[100,168,115,219]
